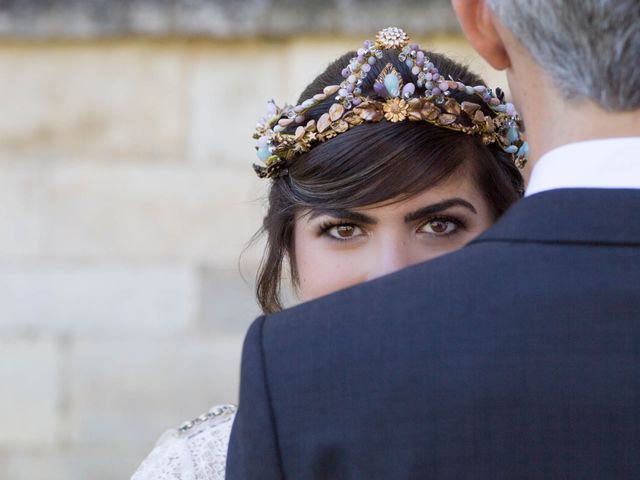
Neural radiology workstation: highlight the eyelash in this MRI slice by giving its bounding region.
[318,221,364,242]
[318,215,465,242]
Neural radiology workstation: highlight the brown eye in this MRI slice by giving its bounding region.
[327,224,365,240]
[336,225,355,237]
[419,218,459,236]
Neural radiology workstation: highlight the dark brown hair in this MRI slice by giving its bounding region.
[255,49,524,314]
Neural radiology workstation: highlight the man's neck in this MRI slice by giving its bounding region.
[526,99,640,167]
[498,31,640,170]
[508,68,640,169]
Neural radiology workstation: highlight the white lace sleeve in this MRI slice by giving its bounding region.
[131,405,237,480]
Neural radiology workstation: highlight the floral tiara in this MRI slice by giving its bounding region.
[253,27,528,179]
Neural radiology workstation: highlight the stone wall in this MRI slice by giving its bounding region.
[0,0,459,39]
[0,5,509,476]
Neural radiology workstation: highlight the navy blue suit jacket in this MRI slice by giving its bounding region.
[227,189,640,479]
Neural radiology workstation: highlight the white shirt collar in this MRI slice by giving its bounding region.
[525,137,640,197]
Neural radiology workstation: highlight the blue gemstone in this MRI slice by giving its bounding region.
[257,147,271,162]
[504,145,518,154]
[384,73,401,98]
[517,142,529,157]
[507,125,519,144]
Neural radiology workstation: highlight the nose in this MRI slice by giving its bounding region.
[366,239,414,281]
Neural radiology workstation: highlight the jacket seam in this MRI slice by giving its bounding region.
[471,238,640,248]
[257,315,287,479]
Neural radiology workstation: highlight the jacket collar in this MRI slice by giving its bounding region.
[472,188,640,246]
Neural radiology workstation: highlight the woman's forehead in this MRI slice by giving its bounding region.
[299,174,486,222]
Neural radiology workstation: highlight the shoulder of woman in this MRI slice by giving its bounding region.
[131,404,237,480]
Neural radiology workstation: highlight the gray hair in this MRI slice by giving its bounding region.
[487,0,640,111]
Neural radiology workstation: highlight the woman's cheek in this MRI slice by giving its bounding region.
[298,250,364,301]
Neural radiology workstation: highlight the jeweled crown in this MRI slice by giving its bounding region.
[254,27,528,179]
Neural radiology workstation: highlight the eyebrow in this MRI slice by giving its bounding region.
[404,198,477,223]
[308,208,377,225]
[308,198,477,225]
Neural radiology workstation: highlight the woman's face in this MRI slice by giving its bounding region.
[294,171,495,302]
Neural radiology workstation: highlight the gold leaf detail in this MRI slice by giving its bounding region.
[329,103,345,122]
[333,120,350,133]
[484,117,495,133]
[323,131,338,140]
[407,98,422,110]
[438,113,457,125]
[421,103,440,121]
[461,101,481,116]
[443,98,461,116]
[294,126,305,141]
[343,112,364,125]
[354,103,384,122]
[317,113,332,133]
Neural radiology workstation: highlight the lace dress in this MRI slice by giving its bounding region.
[131,405,237,480]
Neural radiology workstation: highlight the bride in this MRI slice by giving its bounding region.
[132,27,526,479]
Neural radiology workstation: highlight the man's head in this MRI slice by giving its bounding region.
[452,0,640,160]
[486,0,640,112]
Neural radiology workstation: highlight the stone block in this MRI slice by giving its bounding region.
[200,265,261,333]
[0,336,59,447]
[185,39,370,168]
[68,335,243,448]
[0,265,197,336]
[0,1,458,39]
[0,163,44,259]
[0,43,186,160]
[185,43,290,167]
[46,163,266,264]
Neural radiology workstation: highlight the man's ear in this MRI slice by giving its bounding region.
[451,0,511,70]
